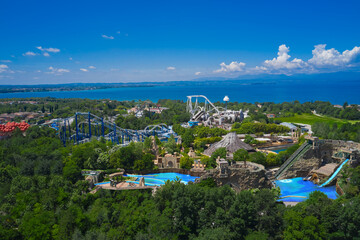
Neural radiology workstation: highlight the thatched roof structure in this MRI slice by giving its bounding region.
[204,132,254,156]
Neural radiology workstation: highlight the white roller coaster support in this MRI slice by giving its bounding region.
[186,95,244,125]
[187,95,220,117]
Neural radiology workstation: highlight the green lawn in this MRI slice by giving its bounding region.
[275,113,360,125]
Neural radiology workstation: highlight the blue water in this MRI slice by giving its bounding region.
[272,148,287,154]
[1,80,359,104]
[95,181,110,185]
[275,177,338,202]
[124,172,199,186]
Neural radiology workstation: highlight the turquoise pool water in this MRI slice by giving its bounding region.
[275,177,338,202]
[125,172,199,186]
[95,181,110,185]
[272,148,287,154]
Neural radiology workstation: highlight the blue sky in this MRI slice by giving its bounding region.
[0,0,360,84]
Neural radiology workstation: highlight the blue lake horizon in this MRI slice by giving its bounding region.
[1,80,359,104]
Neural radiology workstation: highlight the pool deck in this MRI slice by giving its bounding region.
[93,182,157,191]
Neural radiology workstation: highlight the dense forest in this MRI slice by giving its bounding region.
[1,127,360,239]
[223,100,360,120]
[312,122,360,142]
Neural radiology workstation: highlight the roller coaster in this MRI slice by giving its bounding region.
[186,95,244,126]
[52,112,174,146]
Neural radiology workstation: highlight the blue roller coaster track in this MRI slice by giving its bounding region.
[53,112,175,146]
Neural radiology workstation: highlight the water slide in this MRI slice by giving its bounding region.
[319,158,350,187]
[274,142,312,179]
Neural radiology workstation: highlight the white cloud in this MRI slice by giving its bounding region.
[308,44,360,67]
[0,60,12,63]
[23,51,37,56]
[57,69,69,73]
[195,72,201,75]
[167,66,176,70]
[48,66,70,74]
[80,68,88,72]
[45,48,60,53]
[43,52,50,57]
[0,64,9,73]
[264,44,307,70]
[253,66,268,72]
[37,46,60,53]
[88,66,96,69]
[102,35,114,40]
[69,57,73,61]
[258,44,360,74]
[214,61,246,73]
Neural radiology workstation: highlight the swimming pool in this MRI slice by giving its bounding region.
[94,181,110,185]
[272,148,287,154]
[275,177,338,202]
[124,172,199,186]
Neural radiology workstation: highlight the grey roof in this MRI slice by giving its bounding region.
[204,132,254,156]
[280,122,297,130]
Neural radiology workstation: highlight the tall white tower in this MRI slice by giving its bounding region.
[223,95,229,110]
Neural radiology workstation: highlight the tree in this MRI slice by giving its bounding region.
[338,197,360,239]
[284,210,327,240]
[249,152,266,166]
[35,159,51,175]
[164,135,177,154]
[182,129,195,148]
[200,155,216,169]
[143,137,153,153]
[245,231,269,240]
[244,134,255,144]
[109,142,143,169]
[19,203,55,240]
[63,159,82,183]
[180,155,194,170]
[20,160,35,176]
[265,153,280,167]
[198,177,217,188]
[210,147,227,162]
[196,227,235,240]
[134,153,155,171]
[154,136,162,147]
[233,149,249,165]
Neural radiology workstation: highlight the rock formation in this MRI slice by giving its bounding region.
[196,161,272,192]
[280,140,360,179]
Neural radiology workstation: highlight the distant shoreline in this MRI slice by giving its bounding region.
[0,79,359,105]
[0,84,156,94]
[0,80,275,94]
